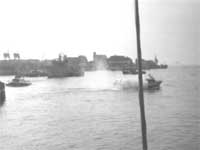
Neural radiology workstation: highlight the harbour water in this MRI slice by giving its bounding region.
[0,66,199,150]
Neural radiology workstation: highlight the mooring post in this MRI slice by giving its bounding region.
[134,0,148,150]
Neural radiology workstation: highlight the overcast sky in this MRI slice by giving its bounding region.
[0,0,199,65]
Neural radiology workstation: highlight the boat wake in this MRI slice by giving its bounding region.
[113,79,139,90]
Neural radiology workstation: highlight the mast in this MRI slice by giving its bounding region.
[134,0,148,150]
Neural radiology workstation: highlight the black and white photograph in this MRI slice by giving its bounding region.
[0,0,199,150]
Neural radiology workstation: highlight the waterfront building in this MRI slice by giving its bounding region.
[108,55,134,71]
[47,55,84,78]
[93,52,108,70]
[135,57,168,69]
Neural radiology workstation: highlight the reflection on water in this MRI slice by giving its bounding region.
[0,67,199,150]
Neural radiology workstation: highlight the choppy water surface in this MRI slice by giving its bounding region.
[0,66,199,150]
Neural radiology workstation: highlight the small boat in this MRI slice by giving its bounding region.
[24,70,47,77]
[137,70,146,74]
[123,69,136,74]
[123,69,146,75]
[6,76,32,87]
[146,74,162,90]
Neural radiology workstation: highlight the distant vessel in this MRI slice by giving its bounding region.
[6,76,31,87]
[47,57,84,78]
[123,68,146,75]
[24,70,47,77]
[159,64,168,69]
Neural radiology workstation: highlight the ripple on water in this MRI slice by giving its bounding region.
[0,68,199,150]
